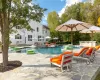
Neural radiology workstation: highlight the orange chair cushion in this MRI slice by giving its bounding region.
[50,56,60,62]
[74,53,80,56]
[51,59,72,65]
[95,46,100,50]
[74,47,89,56]
[85,48,93,55]
[51,59,61,65]
[50,51,72,64]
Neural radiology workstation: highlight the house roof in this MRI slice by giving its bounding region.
[43,25,49,30]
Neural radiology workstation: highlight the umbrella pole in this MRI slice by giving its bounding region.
[91,31,93,47]
[91,31,93,41]
[71,28,73,54]
[71,28,73,44]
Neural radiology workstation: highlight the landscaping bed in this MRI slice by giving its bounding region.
[0,60,22,72]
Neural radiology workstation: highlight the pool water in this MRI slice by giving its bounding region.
[9,46,63,54]
[35,46,63,54]
[9,45,81,54]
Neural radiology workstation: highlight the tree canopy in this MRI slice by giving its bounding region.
[47,11,60,38]
[0,0,46,66]
[47,1,100,44]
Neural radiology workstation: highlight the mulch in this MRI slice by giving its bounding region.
[0,60,22,72]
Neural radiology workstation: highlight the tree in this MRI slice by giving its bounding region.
[94,0,100,5]
[60,3,82,43]
[59,13,69,42]
[60,13,69,24]
[47,1,100,44]
[0,0,46,66]
[93,33,100,44]
[92,0,100,25]
[59,2,93,44]
[79,2,93,23]
[47,11,61,38]
[64,3,81,20]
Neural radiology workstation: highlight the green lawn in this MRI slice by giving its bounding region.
[95,72,100,80]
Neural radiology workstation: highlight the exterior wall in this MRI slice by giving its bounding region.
[10,20,50,45]
[10,29,25,45]
[42,27,50,42]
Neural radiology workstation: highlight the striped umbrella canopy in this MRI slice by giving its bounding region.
[80,26,100,33]
[80,26,100,40]
[53,37,58,40]
[56,19,92,44]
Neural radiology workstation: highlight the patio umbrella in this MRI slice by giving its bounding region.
[56,19,92,44]
[45,36,51,39]
[80,26,100,47]
[80,26,100,40]
[53,37,58,40]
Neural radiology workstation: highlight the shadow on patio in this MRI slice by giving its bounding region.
[21,64,52,67]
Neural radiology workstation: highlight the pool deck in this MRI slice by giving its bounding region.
[0,50,100,80]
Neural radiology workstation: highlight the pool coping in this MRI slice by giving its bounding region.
[91,66,100,80]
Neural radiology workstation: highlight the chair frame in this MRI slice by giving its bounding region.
[74,47,89,57]
[74,48,96,64]
[51,54,73,72]
[82,48,96,64]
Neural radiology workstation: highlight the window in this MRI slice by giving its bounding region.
[15,34,21,39]
[42,36,44,41]
[42,30,44,34]
[28,35,32,41]
[16,26,21,29]
[45,30,47,33]
[37,27,39,32]
[38,35,41,41]
[43,30,46,34]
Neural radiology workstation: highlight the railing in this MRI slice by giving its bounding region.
[79,41,96,47]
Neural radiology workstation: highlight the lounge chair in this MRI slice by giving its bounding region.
[74,47,89,57]
[74,47,96,64]
[45,42,50,47]
[82,47,96,64]
[45,42,56,47]
[95,45,100,50]
[50,52,73,72]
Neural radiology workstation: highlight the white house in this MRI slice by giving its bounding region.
[10,20,50,45]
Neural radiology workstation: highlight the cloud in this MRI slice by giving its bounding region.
[61,0,64,2]
[44,14,47,21]
[42,14,47,21]
[41,20,47,25]
[66,0,83,6]
[58,6,66,17]
[58,0,83,17]
[41,14,48,25]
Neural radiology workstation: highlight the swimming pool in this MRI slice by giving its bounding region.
[9,46,63,54]
[9,45,81,54]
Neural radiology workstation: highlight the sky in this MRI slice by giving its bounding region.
[33,0,93,25]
